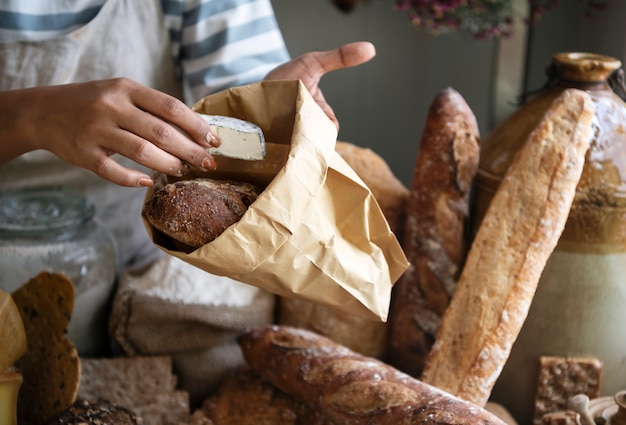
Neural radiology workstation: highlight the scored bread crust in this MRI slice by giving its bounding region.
[238,325,507,425]
[143,178,259,249]
[420,89,595,406]
[388,87,480,377]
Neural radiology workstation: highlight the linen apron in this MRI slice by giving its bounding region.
[0,0,183,272]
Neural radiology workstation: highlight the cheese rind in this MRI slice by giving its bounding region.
[0,291,27,373]
[198,114,266,160]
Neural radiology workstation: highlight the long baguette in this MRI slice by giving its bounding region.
[420,89,594,406]
[388,87,480,377]
[238,325,507,425]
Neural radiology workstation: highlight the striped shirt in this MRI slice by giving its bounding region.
[0,0,291,100]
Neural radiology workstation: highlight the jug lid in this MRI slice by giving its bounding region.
[553,52,622,82]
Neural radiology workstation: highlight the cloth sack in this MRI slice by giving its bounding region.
[109,255,275,404]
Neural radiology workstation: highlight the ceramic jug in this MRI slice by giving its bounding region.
[472,52,626,425]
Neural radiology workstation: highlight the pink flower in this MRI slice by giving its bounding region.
[392,0,606,40]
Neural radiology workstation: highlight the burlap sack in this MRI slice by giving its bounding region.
[109,255,275,404]
[143,80,409,322]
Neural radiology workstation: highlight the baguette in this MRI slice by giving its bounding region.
[238,325,507,425]
[420,89,594,406]
[388,87,480,377]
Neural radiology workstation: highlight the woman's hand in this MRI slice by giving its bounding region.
[0,78,218,187]
[0,42,375,188]
[264,41,376,129]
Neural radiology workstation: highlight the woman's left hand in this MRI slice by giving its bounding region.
[264,41,376,129]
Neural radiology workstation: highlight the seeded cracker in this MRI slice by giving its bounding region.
[12,271,81,425]
[533,356,603,425]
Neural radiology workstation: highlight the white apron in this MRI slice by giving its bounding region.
[0,0,183,271]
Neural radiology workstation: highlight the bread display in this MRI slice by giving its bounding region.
[238,325,507,425]
[420,89,595,406]
[5,82,610,425]
[388,87,480,377]
[143,178,260,250]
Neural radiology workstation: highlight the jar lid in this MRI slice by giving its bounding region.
[0,189,94,235]
[553,52,622,82]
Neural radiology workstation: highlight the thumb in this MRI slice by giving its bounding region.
[316,41,377,73]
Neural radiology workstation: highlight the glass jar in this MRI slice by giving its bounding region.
[0,188,117,357]
[473,52,626,424]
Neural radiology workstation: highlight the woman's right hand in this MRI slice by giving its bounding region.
[0,78,219,187]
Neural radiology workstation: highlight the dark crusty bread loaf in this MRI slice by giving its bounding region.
[388,87,480,377]
[420,89,594,406]
[238,325,507,425]
[47,398,143,425]
[143,178,259,250]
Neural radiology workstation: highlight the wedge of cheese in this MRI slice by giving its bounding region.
[0,367,22,425]
[0,290,27,373]
[198,114,266,160]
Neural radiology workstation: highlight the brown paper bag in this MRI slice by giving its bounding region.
[142,80,409,322]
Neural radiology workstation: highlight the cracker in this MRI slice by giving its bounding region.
[12,272,80,425]
[533,356,603,425]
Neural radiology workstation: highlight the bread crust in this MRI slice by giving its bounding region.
[200,367,331,425]
[143,179,259,249]
[420,89,595,406]
[238,325,507,425]
[388,87,480,377]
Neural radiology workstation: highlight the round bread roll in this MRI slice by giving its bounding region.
[143,178,260,250]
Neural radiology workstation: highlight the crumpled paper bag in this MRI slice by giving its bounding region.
[142,80,409,322]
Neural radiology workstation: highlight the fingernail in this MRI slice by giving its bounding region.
[205,130,220,147]
[138,177,153,187]
[178,163,191,176]
[201,156,216,170]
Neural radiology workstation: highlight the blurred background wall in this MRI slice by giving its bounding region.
[270,0,626,186]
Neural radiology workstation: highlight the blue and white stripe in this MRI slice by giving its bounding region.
[0,0,290,98]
